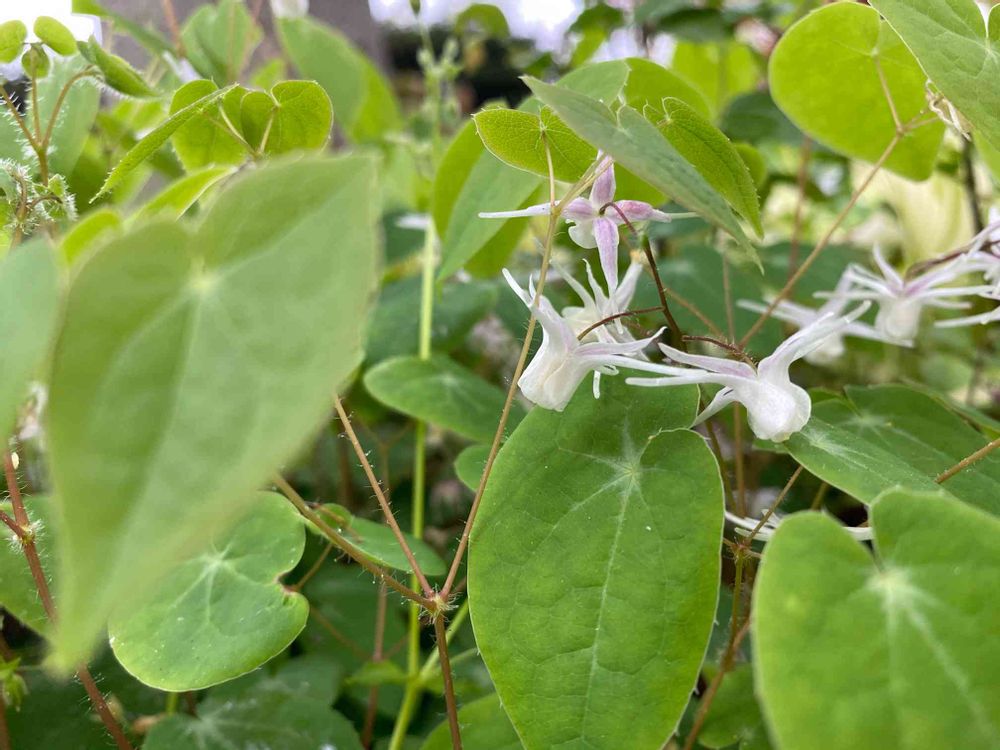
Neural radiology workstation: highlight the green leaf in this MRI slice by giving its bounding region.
[870,0,1000,154]
[473,106,596,183]
[672,41,758,117]
[349,55,402,143]
[454,443,490,491]
[312,504,447,576]
[81,37,156,98]
[366,277,497,363]
[133,165,235,223]
[364,355,523,443]
[624,56,711,119]
[755,490,1000,750]
[419,693,521,750]
[468,380,720,750]
[0,20,27,63]
[145,685,363,750]
[769,3,944,181]
[0,240,59,439]
[240,81,333,154]
[180,0,261,83]
[169,80,248,171]
[108,492,308,691]
[786,389,998,513]
[21,45,49,79]
[526,77,754,256]
[97,84,231,198]
[46,156,380,669]
[60,208,122,263]
[34,17,77,56]
[654,96,762,235]
[0,496,55,633]
[697,664,773,750]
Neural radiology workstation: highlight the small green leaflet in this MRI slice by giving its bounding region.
[180,0,261,83]
[769,3,944,181]
[96,84,231,197]
[108,492,308,691]
[754,490,1000,750]
[0,21,27,63]
[454,443,490,491]
[239,80,333,155]
[169,80,248,171]
[697,664,772,750]
[419,693,521,750]
[870,0,1000,154]
[469,380,721,750]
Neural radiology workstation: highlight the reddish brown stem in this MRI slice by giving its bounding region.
[362,582,389,747]
[434,614,463,749]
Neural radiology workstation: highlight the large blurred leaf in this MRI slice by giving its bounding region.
[870,0,1000,153]
[527,77,753,256]
[0,240,59,438]
[769,3,944,181]
[755,490,1000,750]
[364,355,523,443]
[108,492,308,691]
[46,157,380,669]
[469,380,721,749]
[624,57,710,118]
[672,41,758,117]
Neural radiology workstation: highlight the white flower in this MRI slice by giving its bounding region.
[828,246,989,342]
[503,269,662,411]
[617,305,870,442]
[558,259,644,344]
[725,510,873,542]
[480,158,676,296]
[270,0,309,18]
[738,273,910,364]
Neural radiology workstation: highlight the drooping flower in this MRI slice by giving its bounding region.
[615,305,870,442]
[480,158,675,296]
[725,510,873,542]
[503,269,662,411]
[825,247,990,342]
[558,259,645,344]
[738,273,910,363]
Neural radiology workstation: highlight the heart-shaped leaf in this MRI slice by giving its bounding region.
[108,492,308,691]
[46,156,380,669]
[240,81,333,155]
[755,490,1000,750]
[169,80,248,171]
[769,3,944,180]
[469,380,722,750]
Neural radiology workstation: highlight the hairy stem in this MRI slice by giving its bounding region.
[935,437,1000,484]
[434,614,463,749]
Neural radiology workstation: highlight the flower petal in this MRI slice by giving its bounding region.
[593,216,621,295]
[479,203,553,219]
[590,158,616,207]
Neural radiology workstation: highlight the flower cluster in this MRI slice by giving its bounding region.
[485,158,998,444]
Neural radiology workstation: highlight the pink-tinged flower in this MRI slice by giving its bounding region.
[827,247,990,342]
[559,260,645,344]
[480,158,676,296]
[738,273,910,364]
[614,305,870,442]
[503,269,662,411]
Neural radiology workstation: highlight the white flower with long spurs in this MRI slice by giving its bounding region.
[725,509,873,542]
[480,158,676,296]
[611,304,871,443]
[503,269,663,411]
[738,272,910,364]
[824,247,990,342]
[558,259,645,344]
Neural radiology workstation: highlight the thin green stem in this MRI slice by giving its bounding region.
[165,691,179,715]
